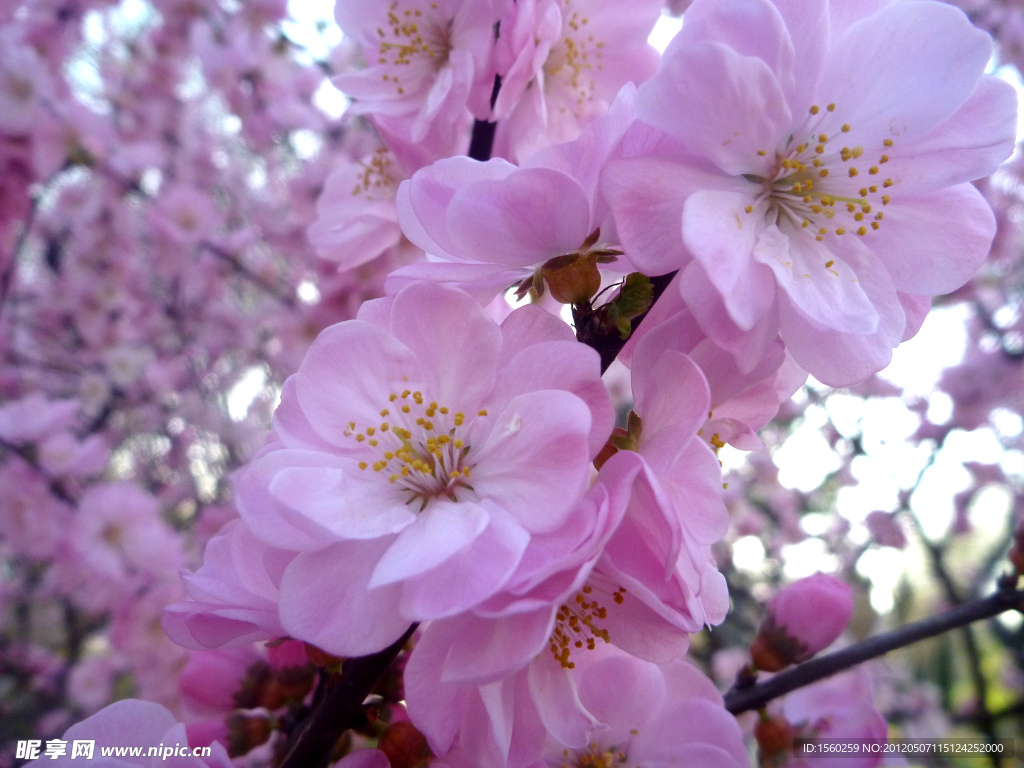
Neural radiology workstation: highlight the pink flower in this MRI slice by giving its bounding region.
[782,668,888,768]
[391,89,636,300]
[492,0,661,159]
[334,0,498,143]
[606,0,1017,385]
[22,699,232,767]
[162,520,292,650]
[751,573,854,672]
[427,646,749,768]
[307,147,421,272]
[403,448,729,765]
[233,282,612,655]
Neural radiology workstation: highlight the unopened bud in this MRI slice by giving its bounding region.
[542,252,602,304]
[755,715,795,766]
[751,573,853,672]
[226,713,272,758]
[378,721,430,768]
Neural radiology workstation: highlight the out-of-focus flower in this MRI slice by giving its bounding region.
[751,573,853,672]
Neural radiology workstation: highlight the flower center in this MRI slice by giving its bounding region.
[345,387,486,509]
[351,148,399,201]
[548,584,625,669]
[744,103,896,255]
[377,1,453,96]
[544,5,606,116]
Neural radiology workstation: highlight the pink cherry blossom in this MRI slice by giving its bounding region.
[782,668,888,768]
[491,0,661,160]
[162,520,292,650]
[307,147,419,272]
[752,573,854,672]
[22,699,232,768]
[606,0,1016,385]
[334,0,498,144]
[231,282,612,655]
[390,89,636,300]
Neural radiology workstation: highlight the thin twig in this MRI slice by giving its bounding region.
[724,586,1024,715]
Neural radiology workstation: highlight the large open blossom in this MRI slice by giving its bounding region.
[231,282,612,656]
[604,0,1016,385]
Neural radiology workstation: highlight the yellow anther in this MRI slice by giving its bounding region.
[882,178,893,188]
[358,461,368,470]
[744,205,753,213]
[439,407,449,414]
[356,434,365,442]
[478,409,488,416]
[816,235,824,241]
[854,212,864,221]
[871,221,880,230]
[881,195,890,204]
[389,393,398,402]
[389,474,398,484]
[385,451,395,460]
[857,226,867,235]
[841,123,850,132]
[879,154,889,164]
[819,169,829,178]
[815,145,825,154]
[757,149,766,156]
[454,412,464,426]
[401,389,410,398]
[401,405,410,413]
[868,166,878,175]
[825,260,835,268]
[862,204,871,213]
[883,138,894,147]
[846,203,856,213]
[827,103,836,112]
[819,133,828,142]
[380,409,390,417]
[859,187,868,197]
[802,220,811,228]
[869,185,878,193]
[381,423,390,432]
[848,167,858,177]
[818,227,827,235]
[366,427,376,436]
[851,146,863,158]
[454,439,464,449]
[836,227,846,235]
[809,105,820,114]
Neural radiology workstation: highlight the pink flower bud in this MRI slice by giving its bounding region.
[751,573,853,672]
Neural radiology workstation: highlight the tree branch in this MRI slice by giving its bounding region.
[279,624,417,768]
[725,586,1024,715]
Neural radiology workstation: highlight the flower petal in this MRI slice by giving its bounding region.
[638,40,791,177]
[279,538,410,657]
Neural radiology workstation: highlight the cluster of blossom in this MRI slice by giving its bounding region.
[5,0,1024,766]
[0,0,400,757]
[148,0,1019,766]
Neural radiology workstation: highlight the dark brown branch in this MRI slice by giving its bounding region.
[724,587,1024,715]
[279,624,418,768]
[574,271,677,374]
[467,75,502,162]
